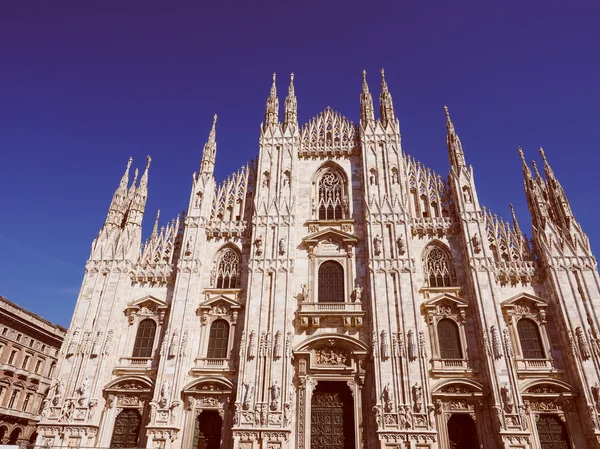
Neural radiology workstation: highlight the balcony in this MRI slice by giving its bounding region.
[516,358,559,376]
[297,302,365,328]
[430,358,474,375]
[114,357,156,375]
[191,357,235,375]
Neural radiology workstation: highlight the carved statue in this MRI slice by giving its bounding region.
[88,399,98,420]
[61,399,76,422]
[242,381,253,410]
[279,237,286,255]
[501,384,513,413]
[254,237,263,256]
[40,399,50,418]
[396,235,405,254]
[412,383,423,412]
[373,405,383,429]
[300,284,308,301]
[283,402,292,426]
[159,380,170,408]
[353,283,363,303]
[373,234,382,255]
[314,347,348,365]
[382,383,393,412]
[77,376,90,406]
[270,381,281,410]
[593,384,600,411]
[51,379,64,406]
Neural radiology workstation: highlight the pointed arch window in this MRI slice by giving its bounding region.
[424,245,455,288]
[318,261,344,302]
[206,320,229,359]
[318,172,345,220]
[437,319,462,359]
[215,248,240,289]
[132,319,156,358]
[517,318,545,359]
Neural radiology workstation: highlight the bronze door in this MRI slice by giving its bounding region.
[537,415,571,449]
[110,408,142,448]
[311,391,345,449]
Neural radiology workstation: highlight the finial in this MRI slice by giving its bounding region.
[132,168,139,186]
[444,105,450,118]
[145,155,152,169]
[539,146,547,162]
[518,147,526,164]
[288,73,295,95]
[270,72,277,97]
[362,70,369,91]
[531,160,542,179]
[380,68,388,92]
[152,209,160,238]
[127,157,133,170]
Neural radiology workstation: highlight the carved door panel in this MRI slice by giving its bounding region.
[110,408,142,448]
[311,392,344,449]
[536,415,571,449]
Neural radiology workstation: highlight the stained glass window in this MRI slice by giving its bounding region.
[318,172,344,220]
[216,248,240,289]
[424,246,454,287]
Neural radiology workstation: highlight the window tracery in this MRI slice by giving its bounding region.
[214,248,240,289]
[318,172,345,220]
[423,245,455,288]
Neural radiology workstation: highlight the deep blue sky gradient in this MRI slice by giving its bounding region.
[1,1,599,327]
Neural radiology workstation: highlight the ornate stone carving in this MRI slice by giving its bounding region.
[159,380,170,408]
[374,234,382,255]
[491,325,502,359]
[407,330,417,361]
[382,383,393,412]
[247,331,256,360]
[314,347,348,365]
[242,381,253,410]
[380,330,390,360]
[501,384,514,413]
[269,381,281,410]
[353,283,363,302]
[273,331,282,359]
[577,326,591,360]
[412,383,423,413]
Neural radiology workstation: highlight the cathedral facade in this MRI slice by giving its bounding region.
[37,71,600,449]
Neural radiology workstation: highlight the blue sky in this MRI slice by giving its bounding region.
[0,1,599,327]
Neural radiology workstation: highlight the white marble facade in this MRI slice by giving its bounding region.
[37,71,600,449]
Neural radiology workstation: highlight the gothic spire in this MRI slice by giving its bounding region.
[200,114,218,176]
[379,69,395,126]
[510,203,522,236]
[151,209,160,240]
[444,106,466,170]
[264,73,279,130]
[538,147,574,224]
[138,155,151,191]
[105,157,134,227]
[283,73,298,129]
[360,70,375,125]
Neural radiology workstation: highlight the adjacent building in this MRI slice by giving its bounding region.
[0,296,66,445]
[36,70,600,449]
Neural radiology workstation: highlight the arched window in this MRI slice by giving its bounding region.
[424,245,455,288]
[318,171,345,220]
[215,248,240,289]
[132,319,156,358]
[517,318,545,359]
[437,319,462,359]
[318,261,344,302]
[207,320,229,359]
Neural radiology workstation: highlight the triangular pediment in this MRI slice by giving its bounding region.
[422,292,469,309]
[501,292,548,309]
[303,227,359,245]
[199,293,242,310]
[126,295,168,310]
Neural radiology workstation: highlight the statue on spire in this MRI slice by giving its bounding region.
[379,69,395,126]
[444,106,466,170]
[264,73,279,130]
[360,70,374,125]
[283,73,297,129]
[200,115,218,176]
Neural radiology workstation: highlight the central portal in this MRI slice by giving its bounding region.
[311,381,355,449]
